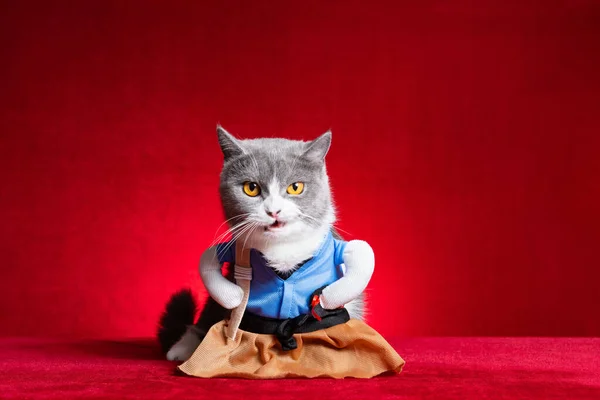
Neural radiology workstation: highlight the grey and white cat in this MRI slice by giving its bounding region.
[159,126,373,361]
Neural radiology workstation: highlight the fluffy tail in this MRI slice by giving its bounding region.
[157,288,197,354]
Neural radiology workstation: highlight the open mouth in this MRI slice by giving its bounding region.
[265,220,286,231]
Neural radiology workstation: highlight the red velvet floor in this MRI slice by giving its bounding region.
[1,337,598,399]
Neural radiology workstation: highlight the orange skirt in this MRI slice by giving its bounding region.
[178,319,404,379]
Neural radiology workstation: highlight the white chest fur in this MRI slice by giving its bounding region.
[258,225,330,273]
[245,205,336,273]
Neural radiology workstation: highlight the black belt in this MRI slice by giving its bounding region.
[239,308,350,351]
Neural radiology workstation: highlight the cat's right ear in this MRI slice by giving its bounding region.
[217,125,246,159]
[302,130,332,161]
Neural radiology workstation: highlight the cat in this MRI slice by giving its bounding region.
[158,126,366,361]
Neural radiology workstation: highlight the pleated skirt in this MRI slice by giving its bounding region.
[178,319,404,379]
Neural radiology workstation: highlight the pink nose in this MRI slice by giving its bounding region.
[266,210,280,218]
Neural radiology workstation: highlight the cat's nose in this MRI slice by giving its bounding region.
[266,210,281,218]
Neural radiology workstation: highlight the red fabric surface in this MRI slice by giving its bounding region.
[1,0,600,340]
[1,337,598,399]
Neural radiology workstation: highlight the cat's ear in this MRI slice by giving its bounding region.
[302,130,332,161]
[216,125,246,159]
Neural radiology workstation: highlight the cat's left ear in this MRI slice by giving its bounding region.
[302,130,332,161]
[217,125,246,159]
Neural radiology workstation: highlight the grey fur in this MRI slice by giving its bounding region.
[217,127,334,230]
[215,126,365,319]
[158,126,366,359]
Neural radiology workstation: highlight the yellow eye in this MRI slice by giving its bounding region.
[243,182,261,197]
[286,182,304,195]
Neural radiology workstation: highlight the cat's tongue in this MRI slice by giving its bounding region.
[266,220,285,231]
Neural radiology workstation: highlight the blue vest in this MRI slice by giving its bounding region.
[216,232,347,319]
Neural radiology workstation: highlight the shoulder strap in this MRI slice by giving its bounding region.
[225,241,252,341]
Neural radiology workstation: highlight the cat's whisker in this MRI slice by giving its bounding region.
[297,211,321,227]
[209,225,247,250]
[210,213,251,242]
[250,153,261,175]
[241,222,260,252]
[208,222,248,250]
[298,211,351,236]
[216,221,258,259]
[219,224,256,258]
[210,220,253,257]
[209,231,232,247]
[208,218,252,248]
[214,222,252,256]
[234,221,259,243]
[332,225,354,237]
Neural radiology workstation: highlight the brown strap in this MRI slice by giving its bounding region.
[225,241,252,341]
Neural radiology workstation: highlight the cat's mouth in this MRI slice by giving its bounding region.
[265,220,286,231]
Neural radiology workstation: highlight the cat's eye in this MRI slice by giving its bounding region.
[243,181,261,197]
[286,182,305,195]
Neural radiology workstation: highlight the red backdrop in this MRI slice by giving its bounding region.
[1,1,599,339]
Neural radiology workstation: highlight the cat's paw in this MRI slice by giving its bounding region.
[216,284,244,309]
[166,328,201,362]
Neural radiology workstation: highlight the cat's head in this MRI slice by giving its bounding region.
[217,126,335,244]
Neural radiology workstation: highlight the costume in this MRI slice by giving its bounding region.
[178,232,404,379]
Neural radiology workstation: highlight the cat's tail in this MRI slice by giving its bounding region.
[157,288,198,354]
